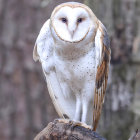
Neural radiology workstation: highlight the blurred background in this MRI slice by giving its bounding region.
[0,0,140,139]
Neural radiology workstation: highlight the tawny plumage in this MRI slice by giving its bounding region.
[33,2,111,131]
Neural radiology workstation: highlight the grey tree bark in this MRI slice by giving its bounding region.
[34,119,106,140]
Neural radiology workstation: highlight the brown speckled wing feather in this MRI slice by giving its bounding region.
[93,22,111,131]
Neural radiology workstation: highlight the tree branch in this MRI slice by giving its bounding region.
[34,119,106,140]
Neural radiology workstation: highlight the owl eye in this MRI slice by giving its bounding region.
[61,18,67,23]
[77,18,83,23]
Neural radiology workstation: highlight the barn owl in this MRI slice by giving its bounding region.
[33,2,111,131]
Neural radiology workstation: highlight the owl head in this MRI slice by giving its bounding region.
[50,2,98,44]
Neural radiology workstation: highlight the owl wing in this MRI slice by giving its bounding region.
[93,21,111,131]
[33,19,54,64]
[33,19,65,117]
[33,20,76,119]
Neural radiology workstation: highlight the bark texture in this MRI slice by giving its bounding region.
[129,129,140,140]
[34,119,106,140]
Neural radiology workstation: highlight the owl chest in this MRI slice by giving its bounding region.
[54,48,96,84]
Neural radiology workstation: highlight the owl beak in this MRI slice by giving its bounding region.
[68,25,76,39]
[68,20,77,39]
[70,30,75,38]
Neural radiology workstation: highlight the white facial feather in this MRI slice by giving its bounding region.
[52,6,91,42]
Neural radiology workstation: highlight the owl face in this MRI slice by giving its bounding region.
[51,3,94,43]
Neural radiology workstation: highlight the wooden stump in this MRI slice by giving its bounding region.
[129,129,140,140]
[34,119,106,140]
